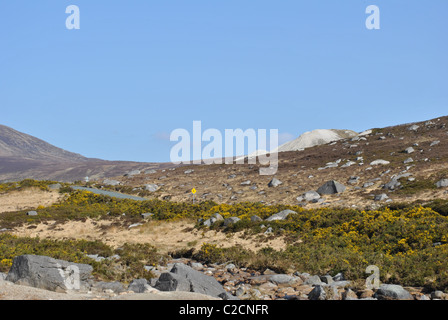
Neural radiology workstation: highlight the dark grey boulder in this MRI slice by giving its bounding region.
[154,263,237,299]
[251,215,263,222]
[6,255,93,293]
[317,181,346,195]
[374,284,413,300]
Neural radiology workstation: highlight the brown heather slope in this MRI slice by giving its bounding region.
[0,124,175,182]
[97,116,448,209]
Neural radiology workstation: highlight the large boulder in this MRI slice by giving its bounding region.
[154,263,238,300]
[265,210,297,221]
[6,255,93,293]
[374,284,413,300]
[317,181,346,195]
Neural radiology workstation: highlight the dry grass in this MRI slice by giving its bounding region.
[0,188,63,213]
[11,218,291,254]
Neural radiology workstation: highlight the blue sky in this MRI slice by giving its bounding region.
[0,1,447,162]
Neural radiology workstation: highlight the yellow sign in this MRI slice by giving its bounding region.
[191,188,196,194]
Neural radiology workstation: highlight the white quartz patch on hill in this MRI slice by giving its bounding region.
[276,129,358,152]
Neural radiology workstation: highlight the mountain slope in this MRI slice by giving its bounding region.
[0,125,86,162]
[0,125,172,182]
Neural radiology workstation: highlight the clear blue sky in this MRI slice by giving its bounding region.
[1,1,447,162]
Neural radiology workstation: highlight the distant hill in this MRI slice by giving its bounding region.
[0,125,86,162]
[0,125,172,182]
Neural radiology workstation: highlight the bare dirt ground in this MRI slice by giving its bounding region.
[12,218,293,253]
[0,189,62,213]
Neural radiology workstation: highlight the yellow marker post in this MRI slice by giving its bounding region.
[191,188,196,204]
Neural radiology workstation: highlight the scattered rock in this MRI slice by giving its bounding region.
[430,140,440,147]
[103,179,120,186]
[370,160,390,166]
[374,194,389,201]
[431,291,447,300]
[92,281,126,294]
[144,184,159,192]
[269,275,298,285]
[26,211,38,216]
[296,191,321,202]
[250,215,262,222]
[374,284,413,300]
[224,217,241,226]
[265,209,297,221]
[154,263,237,300]
[436,179,448,188]
[308,285,327,300]
[268,178,282,188]
[128,279,152,293]
[317,181,346,195]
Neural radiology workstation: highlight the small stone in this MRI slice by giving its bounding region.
[268,178,282,188]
